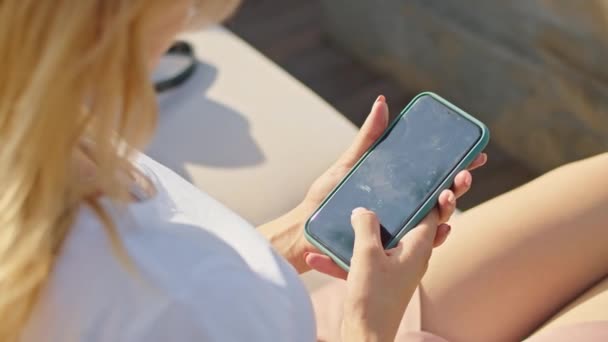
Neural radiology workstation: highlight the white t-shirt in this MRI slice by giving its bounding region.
[22,154,316,342]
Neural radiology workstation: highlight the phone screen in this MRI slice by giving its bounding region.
[307,95,483,265]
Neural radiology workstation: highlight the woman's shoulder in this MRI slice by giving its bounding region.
[130,153,297,279]
[25,203,314,341]
[23,155,315,341]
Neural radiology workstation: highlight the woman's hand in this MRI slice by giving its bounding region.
[302,96,484,268]
[258,96,486,273]
[341,207,444,342]
[302,96,486,216]
[305,184,456,279]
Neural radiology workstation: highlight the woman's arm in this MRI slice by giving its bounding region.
[257,204,311,273]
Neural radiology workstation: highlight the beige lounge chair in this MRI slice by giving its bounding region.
[146,27,357,291]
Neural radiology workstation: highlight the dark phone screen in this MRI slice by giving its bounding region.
[307,95,482,264]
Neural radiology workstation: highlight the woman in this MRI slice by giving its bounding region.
[0,1,477,341]
[0,1,605,342]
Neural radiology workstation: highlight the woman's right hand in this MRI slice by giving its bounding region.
[340,207,449,342]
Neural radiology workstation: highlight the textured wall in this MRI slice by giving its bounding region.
[320,0,608,171]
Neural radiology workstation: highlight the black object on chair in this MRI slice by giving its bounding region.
[154,41,197,93]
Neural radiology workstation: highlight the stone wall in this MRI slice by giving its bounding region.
[320,0,608,172]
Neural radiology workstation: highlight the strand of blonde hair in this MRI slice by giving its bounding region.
[0,1,156,339]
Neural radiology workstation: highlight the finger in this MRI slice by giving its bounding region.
[467,153,488,171]
[452,170,472,198]
[399,208,440,252]
[437,190,456,223]
[351,207,383,260]
[433,223,452,248]
[305,253,348,280]
[335,96,389,169]
[447,154,485,199]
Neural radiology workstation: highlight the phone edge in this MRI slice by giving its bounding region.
[385,92,490,250]
[304,92,490,272]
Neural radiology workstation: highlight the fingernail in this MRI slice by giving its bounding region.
[465,174,472,187]
[448,192,456,205]
[303,252,310,260]
[352,207,368,216]
[376,95,385,103]
[445,224,452,236]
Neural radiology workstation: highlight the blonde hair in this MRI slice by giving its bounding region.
[0,0,238,339]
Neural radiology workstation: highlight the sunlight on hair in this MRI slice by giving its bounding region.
[0,0,180,339]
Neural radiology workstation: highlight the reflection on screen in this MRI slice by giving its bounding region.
[307,95,482,264]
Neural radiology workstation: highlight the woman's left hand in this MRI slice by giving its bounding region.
[303,95,486,213]
[259,95,487,273]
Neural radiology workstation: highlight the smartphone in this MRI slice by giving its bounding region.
[304,92,490,271]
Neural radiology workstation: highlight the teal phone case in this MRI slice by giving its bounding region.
[304,92,490,271]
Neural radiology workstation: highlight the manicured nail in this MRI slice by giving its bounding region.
[352,207,368,216]
[445,224,452,236]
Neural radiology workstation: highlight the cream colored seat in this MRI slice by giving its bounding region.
[146,27,358,226]
[146,27,358,292]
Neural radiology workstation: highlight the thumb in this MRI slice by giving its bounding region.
[336,96,389,168]
[351,208,383,261]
